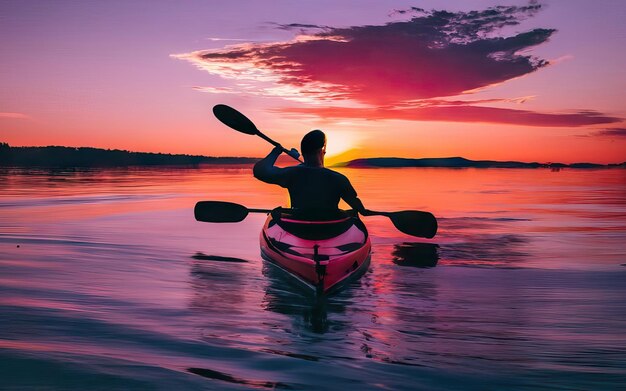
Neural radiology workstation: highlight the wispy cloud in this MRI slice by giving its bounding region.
[276,106,620,127]
[206,37,254,42]
[0,112,28,119]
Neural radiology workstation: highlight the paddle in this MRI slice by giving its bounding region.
[367,210,437,239]
[195,201,438,239]
[194,201,272,223]
[212,104,303,163]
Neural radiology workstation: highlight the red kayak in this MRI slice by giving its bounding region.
[260,209,371,294]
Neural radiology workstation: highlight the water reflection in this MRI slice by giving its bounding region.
[191,252,249,263]
[440,233,529,267]
[392,242,439,267]
[188,260,246,312]
[187,367,294,389]
[261,263,356,334]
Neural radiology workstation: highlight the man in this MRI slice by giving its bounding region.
[253,129,372,216]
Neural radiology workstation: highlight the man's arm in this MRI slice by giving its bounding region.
[253,146,289,187]
[339,176,375,216]
[344,196,374,216]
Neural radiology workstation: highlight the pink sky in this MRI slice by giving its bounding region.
[1,0,625,163]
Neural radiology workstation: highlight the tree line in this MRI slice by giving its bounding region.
[0,143,257,167]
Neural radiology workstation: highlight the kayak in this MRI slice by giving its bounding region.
[260,209,371,295]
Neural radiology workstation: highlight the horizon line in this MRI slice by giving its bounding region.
[1,142,624,166]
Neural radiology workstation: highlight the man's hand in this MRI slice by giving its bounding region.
[360,209,377,216]
[286,148,300,160]
[271,146,300,160]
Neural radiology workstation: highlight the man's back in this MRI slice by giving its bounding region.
[277,165,356,210]
[253,134,367,214]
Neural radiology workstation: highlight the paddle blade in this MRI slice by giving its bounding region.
[194,201,249,223]
[212,104,258,135]
[389,211,438,238]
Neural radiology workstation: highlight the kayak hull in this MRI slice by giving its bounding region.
[260,212,371,295]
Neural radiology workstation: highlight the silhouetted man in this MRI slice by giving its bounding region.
[253,130,371,215]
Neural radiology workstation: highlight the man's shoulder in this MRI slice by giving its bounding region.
[319,167,345,177]
[290,165,350,183]
[322,168,352,186]
[289,165,343,174]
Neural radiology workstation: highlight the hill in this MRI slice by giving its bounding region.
[334,157,625,169]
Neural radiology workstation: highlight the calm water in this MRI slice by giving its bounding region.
[1,166,625,390]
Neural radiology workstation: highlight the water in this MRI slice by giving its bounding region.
[1,166,625,390]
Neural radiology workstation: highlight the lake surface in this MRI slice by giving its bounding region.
[1,166,625,390]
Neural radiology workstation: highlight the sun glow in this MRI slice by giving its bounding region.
[325,132,355,157]
[323,131,362,166]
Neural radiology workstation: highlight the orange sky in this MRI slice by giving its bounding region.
[1,1,625,163]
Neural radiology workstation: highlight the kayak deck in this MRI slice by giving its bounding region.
[260,210,371,295]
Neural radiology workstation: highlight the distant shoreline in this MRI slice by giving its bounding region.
[0,143,258,168]
[334,157,626,169]
[1,143,623,169]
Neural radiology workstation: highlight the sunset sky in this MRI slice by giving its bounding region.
[1,0,625,163]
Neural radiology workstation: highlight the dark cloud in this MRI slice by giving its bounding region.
[188,3,555,105]
[274,23,330,31]
[590,128,626,137]
[420,3,542,44]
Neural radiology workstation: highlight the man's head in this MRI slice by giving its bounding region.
[301,129,326,165]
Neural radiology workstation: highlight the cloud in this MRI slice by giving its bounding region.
[396,96,536,107]
[175,2,621,127]
[276,106,621,127]
[0,112,28,119]
[176,3,554,105]
[589,128,626,138]
[273,23,330,31]
[206,37,253,42]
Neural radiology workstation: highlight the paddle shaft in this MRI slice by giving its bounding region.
[257,130,303,163]
[248,207,273,214]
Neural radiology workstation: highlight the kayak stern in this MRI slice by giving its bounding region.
[260,213,371,295]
